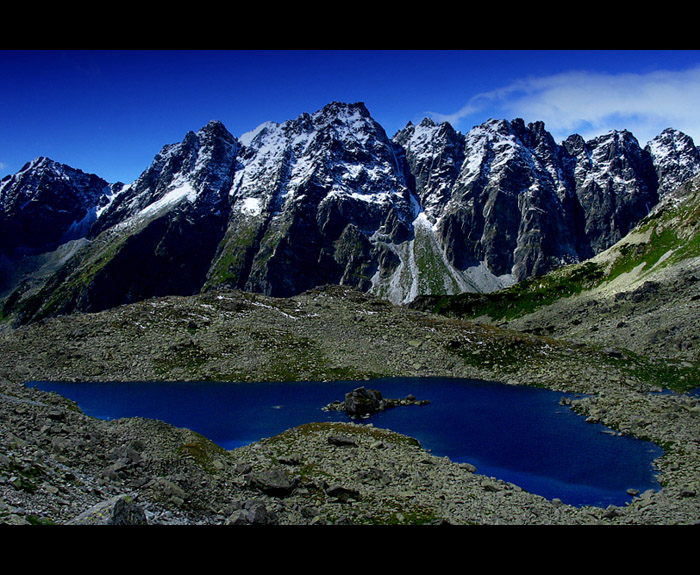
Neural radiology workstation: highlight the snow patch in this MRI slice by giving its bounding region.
[239,121,279,147]
[139,182,197,219]
[114,181,197,232]
[238,196,262,216]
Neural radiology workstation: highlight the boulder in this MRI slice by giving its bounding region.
[343,387,384,416]
[67,495,147,525]
[226,500,279,525]
[245,467,297,497]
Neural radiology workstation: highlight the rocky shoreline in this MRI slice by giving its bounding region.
[1,286,700,525]
[2,372,698,526]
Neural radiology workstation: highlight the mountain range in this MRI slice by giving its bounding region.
[2,101,700,325]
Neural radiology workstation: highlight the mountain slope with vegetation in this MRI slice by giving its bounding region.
[4,104,700,325]
[411,175,700,392]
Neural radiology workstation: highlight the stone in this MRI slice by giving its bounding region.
[151,478,188,504]
[67,495,147,525]
[343,387,383,417]
[226,500,279,525]
[326,484,361,503]
[328,435,357,447]
[245,467,297,497]
[324,387,430,416]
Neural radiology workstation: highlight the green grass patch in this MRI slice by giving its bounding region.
[206,219,262,288]
[25,515,56,525]
[617,352,700,393]
[177,434,228,474]
[413,224,461,295]
[427,260,605,322]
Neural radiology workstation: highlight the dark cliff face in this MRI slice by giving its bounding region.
[430,120,673,281]
[211,102,415,299]
[435,119,579,280]
[566,130,659,257]
[3,102,700,323]
[393,118,465,217]
[646,128,700,198]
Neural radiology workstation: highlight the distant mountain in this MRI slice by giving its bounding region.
[412,169,700,319]
[0,157,122,257]
[3,101,700,324]
[0,158,123,299]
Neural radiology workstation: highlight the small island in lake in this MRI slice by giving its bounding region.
[323,386,431,418]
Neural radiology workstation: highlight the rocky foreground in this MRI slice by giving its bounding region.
[1,286,700,525]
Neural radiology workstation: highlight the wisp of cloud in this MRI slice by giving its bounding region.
[431,65,700,145]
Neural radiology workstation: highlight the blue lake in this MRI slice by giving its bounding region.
[28,377,664,508]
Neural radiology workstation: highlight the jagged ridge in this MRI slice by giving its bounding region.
[3,102,700,323]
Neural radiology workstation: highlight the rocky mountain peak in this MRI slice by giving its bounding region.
[392,117,465,219]
[646,128,700,198]
[91,120,238,236]
[317,100,372,121]
[0,157,120,257]
[230,100,408,218]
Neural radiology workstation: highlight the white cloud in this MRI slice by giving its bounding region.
[431,66,700,145]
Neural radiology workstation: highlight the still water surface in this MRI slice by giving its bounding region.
[29,377,663,508]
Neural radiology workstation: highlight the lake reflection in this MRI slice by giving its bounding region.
[28,377,663,508]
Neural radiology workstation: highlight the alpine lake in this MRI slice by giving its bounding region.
[28,376,665,508]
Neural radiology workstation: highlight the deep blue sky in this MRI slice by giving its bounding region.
[2,50,700,184]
